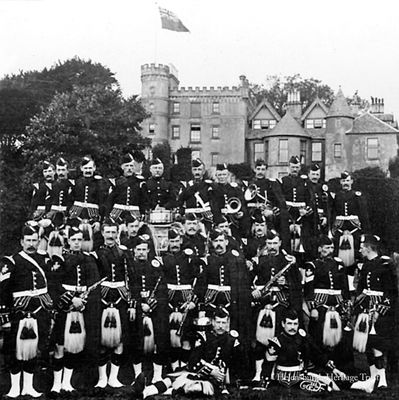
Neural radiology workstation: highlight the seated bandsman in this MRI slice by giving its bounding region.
[304,235,352,371]
[94,219,134,388]
[350,235,395,393]
[30,160,55,220]
[250,230,299,384]
[132,308,241,398]
[262,309,346,392]
[178,158,217,230]
[244,210,268,260]
[107,153,148,223]
[181,213,207,258]
[129,237,169,384]
[50,227,101,393]
[162,228,203,371]
[0,225,53,398]
[214,215,244,255]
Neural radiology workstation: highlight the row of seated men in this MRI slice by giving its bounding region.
[0,214,395,397]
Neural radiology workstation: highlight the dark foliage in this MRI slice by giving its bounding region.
[171,147,192,182]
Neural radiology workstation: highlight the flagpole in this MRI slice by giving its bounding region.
[154,0,159,63]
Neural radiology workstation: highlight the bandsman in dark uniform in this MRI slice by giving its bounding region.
[244,211,268,260]
[245,160,290,249]
[281,156,316,257]
[162,228,203,371]
[30,160,55,220]
[214,215,244,255]
[94,220,134,388]
[350,235,395,393]
[178,158,217,230]
[107,153,148,223]
[50,227,101,393]
[304,235,352,371]
[0,225,53,398]
[132,308,241,398]
[129,237,169,384]
[250,230,300,383]
[261,309,346,392]
[330,171,370,292]
[181,213,207,258]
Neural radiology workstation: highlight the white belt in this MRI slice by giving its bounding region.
[51,205,67,211]
[247,202,266,208]
[62,284,87,292]
[314,289,342,295]
[363,289,383,296]
[185,207,211,214]
[276,363,304,372]
[286,201,306,208]
[36,205,45,211]
[336,215,359,221]
[317,208,324,214]
[13,287,48,298]
[114,204,140,211]
[101,281,125,289]
[73,201,99,209]
[255,285,280,292]
[207,284,231,291]
[167,284,192,291]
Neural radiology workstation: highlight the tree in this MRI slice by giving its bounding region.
[389,154,399,178]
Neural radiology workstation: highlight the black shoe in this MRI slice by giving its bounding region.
[132,373,146,395]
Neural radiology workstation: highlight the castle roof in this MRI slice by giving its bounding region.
[271,112,310,137]
[347,112,399,134]
[249,98,281,121]
[327,88,354,119]
[301,97,328,121]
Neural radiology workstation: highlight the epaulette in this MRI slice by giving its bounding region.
[301,175,308,180]
[136,175,145,180]
[155,255,163,264]
[381,255,392,265]
[205,179,213,184]
[33,183,39,190]
[2,255,15,265]
[37,249,47,256]
[82,252,91,256]
[151,259,161,268]
[94,175,103,180]
[268,337,281,348]
[231,249,239,257]
[230,330,239,338]
[334,257,343,263]
[305,261,316,270]
[108,178,116,187]
[188,180,194,186]
[180,181,187,188]
[119,245,128,251]
[322,184,329,192]
[355,191,362,196]
[183,248,194,256]
[298,328,306,337]
[89,251,98,259]
[230,182,238,188]
[69,179,75,185]
[330,192,336,199]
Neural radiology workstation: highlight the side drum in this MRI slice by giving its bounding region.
[148,209,173,224]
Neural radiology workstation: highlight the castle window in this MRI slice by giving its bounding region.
[211,153,219,166]
[279,139,288,164]
[172,126,180,139]
[253,119,275,130]
[334,143,342,158]
[300,140,307,164]
[172,102,180,114]
[192,150,201,160]
[190,124,201,143]
[367,138,379,159]
[254,142,264,162]
[149,123,155,135]
[191,102,201,118]
[306,119,313,129]
[253,120,261,130]
[269,120,276,129]
[211,126,220,139]
[312,142,322,162]
[212,102,220,114]
[314,119,325,129]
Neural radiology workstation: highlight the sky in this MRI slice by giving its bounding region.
[1,0,399,115]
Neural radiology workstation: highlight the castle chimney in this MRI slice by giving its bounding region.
[239,75,248,88]
[286,89,302,120]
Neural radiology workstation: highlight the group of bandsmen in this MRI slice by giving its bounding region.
[0,151,396,397]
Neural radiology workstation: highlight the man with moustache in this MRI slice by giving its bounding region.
[246,160,289,248]
[162,228,203,371]
[107,153,148,223]
[330,171,370,292]
[129,237,169,384]
[93,219,134,388]
[261,309,346,391]
[30,160,55,220]
[250,230,299,384]
[244,211,268,260]
[214,215,244,255]
[0,225,53,398]
[178,158,216,230]
[182,213,207,258]
[50,227,101,393]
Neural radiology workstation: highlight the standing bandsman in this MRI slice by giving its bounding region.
[250,230,300,383]
[30,160,55,220]
[178,158,216,230]
[330,171,370,292]
[107,153,147,223]
[0,225,53,398]
[245,160,289,249]
[162,228,203,371]
[50,227,101,393]
[244,211,268,260]
[350,235,395,393]
[304,236,351,370]
[182,213,207,258]
[129,237,169,384]
[145,158,177,212]
[94,219,134,388]
[281,156,316,257]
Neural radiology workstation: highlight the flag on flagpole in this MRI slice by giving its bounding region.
[159,7,189,32]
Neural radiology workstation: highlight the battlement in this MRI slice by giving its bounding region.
[141,63,170,76]
[170,85,243,96]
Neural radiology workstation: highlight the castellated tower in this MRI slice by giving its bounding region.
[141,63,179,144]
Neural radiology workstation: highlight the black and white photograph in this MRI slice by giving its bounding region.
[0,0,399,399]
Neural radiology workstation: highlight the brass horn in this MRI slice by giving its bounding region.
[226,197,241,214]
[244,184,259,201]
